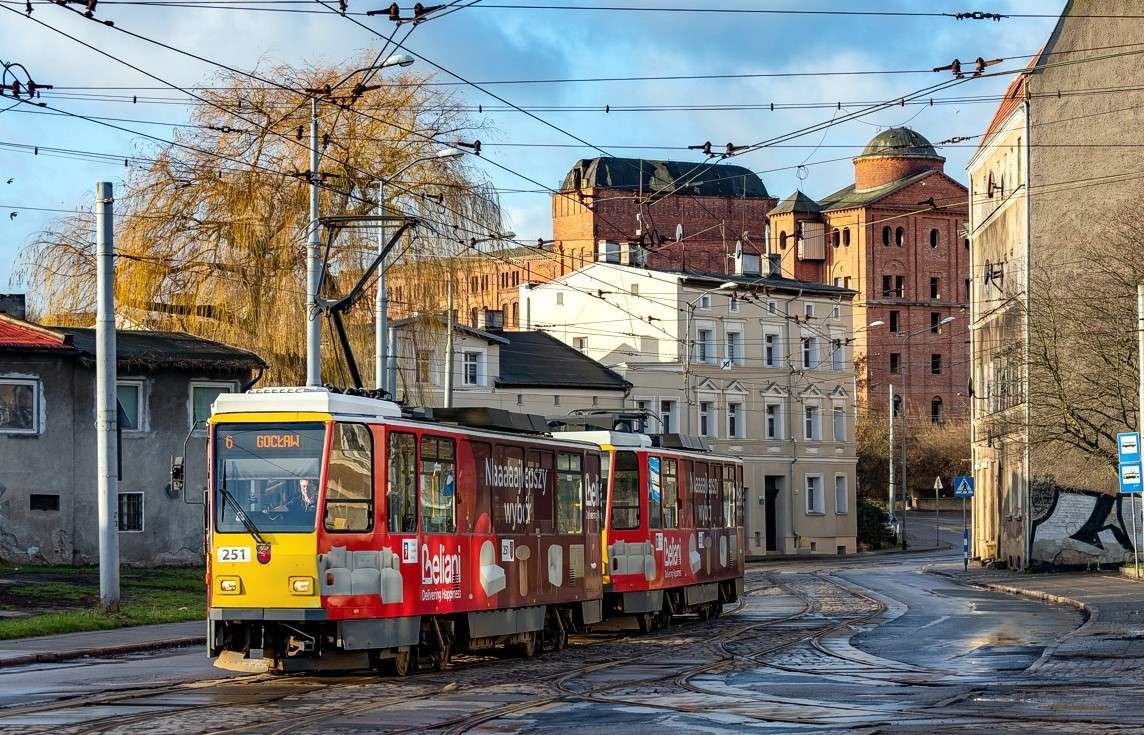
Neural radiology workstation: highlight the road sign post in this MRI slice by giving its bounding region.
[954,476,974,572]
[933,476,943,549]
[1118,432,1143,576]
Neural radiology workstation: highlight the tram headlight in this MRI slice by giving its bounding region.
[290,576,314,595]
[218,577,241,594]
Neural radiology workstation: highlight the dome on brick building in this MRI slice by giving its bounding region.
[852,127,945,192]
[856,127,943,161]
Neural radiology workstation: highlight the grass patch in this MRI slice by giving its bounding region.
[0,565,205,640]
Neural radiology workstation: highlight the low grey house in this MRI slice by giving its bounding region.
[0,311,265,565]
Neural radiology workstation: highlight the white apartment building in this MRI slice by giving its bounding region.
[521,254,859,556]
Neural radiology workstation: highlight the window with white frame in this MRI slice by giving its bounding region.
[116,380,146,432]
[804,303,815,319]
[727,401,742,438]
[462,351,484,386]
[556,292,564,306]
[804,404,821,440]
[764,332,781,368]
[573,337,588,352]
[729,294,739,312]
[767,300,777,314]
[765,402,782,439]
[699,401,714,437]
[831,304,840,319]
[801,337,818,368]
[831,339,843,371]
[698,294,711,309]
[806,475,824,514]
[696,327,714,363]
[725,326,743,366]
[0,378,39,434]
[833,404,846,441]
[660,400,677,433]
[834,474,849,514]
[191,381,235,430]
[118,492,144,532]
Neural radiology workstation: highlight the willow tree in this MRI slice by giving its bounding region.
[17,56,503,384]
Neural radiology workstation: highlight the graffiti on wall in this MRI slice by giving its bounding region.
[1030,480,1134,567]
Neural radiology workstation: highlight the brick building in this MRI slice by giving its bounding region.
[766,127,969,425]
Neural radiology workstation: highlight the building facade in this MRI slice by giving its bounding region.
[969,0,1143,569]
[0,314,264,565]
[522,261,858,557]
[766,128,970,429]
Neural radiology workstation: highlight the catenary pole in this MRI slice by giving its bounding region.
[444,278,454,407]
[375,179,388,391]
[305,98,321,386]
[888,384,896,544]
[95,181,120,609]
[1137,283,1144,573]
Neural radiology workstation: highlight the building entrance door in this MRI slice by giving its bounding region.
[765,476,782,552]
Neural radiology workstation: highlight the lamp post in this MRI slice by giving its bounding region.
[374,147,464,393]
[899,315,956,549]
[682,281,738,434]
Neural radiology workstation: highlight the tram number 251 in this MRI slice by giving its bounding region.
[217,547,252,563]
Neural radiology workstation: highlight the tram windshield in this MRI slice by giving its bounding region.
[214,422,326,533]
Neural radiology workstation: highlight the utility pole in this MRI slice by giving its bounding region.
[375,179,388,391]
[444,278,454,407]
[305,98,322,386]
[1137,283,1144,567]
[888,384,896,544]
[95,181,120,609]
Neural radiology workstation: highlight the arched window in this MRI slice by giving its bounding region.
[843,228,851,246]
[779,231,788,250]
[831,228,840,248]
[882,226,891,246]
[930,397,943,423]
[892,395,903,417]
[895,227,905,247]
[501,303,509,326]
[511,301,519,327]
[930,228,939,248]
[470,308,478,327]
[964,237,970,251]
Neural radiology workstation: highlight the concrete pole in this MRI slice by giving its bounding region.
[683,303,693,433]
[1137,283,1144,570]
[888,384,895,541]
[387,326,398,399]
[305,98,322,386]
[900,336,910,550]
[375,179,388,391]
[95,181,120,609]
[444,278,454,407]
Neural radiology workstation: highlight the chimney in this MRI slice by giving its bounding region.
[0,294,26,321]
[477,309,504,331]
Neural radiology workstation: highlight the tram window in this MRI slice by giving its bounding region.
[557,453,584,534]
[324,423,374,533]
[680,460,694,527]
[662,458,678,529]
[647,456,662,529]
[527,450,556,533]
[492,444,526,533]
[736,465,745,527]
[387,432,418,533]
[723,464,736,529]
[599,452,611,523]
[420,436,457,534]
[584,452,602,527]
[611,451,641,530]
[711,464,724,528]
[693,462,710,527]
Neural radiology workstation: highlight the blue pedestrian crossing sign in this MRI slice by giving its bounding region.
[1120,462,1143,495]
[953,476,975,498]
[1119,432,1142,464]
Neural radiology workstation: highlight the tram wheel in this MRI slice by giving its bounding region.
[385,649,412,677]
[636,612,655,634]
[697,605,710,622]
[435,638,452,671]
[711,602,723,619]
[514,631,538,659]
[656,610,673,629]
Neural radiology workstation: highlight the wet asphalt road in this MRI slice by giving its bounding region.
[0,546,1122,734]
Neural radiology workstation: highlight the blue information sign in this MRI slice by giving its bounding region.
[1119,432,1142,465]
[953,476,975,498]
[1120,462,1143,495]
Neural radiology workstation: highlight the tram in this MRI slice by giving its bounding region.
[205,388,744,674]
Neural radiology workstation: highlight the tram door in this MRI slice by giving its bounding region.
[385,431,420,594]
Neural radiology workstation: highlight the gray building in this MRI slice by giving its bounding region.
[0,312,265,565]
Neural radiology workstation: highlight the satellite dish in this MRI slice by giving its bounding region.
[675,223,684,242]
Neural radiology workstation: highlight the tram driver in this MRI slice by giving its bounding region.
[270,478,318,516]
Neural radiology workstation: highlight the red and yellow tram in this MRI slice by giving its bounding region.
[206,388,742,673]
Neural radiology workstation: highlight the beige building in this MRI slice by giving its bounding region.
[389,314,631,415]
[521,255,859,556]
[969,1,1142,570]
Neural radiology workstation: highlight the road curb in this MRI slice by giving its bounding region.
[923,565,1099,673]
[748,545,946,564]
[0,636,205,669]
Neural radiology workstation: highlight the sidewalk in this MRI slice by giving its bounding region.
[927,562,1144,676]
[0,620,204,668]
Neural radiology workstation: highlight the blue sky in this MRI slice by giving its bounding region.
[0,0,1062,289]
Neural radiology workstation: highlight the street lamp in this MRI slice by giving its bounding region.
[682,281,738,433]
[897,314,956,549]
[375,146,466,394]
